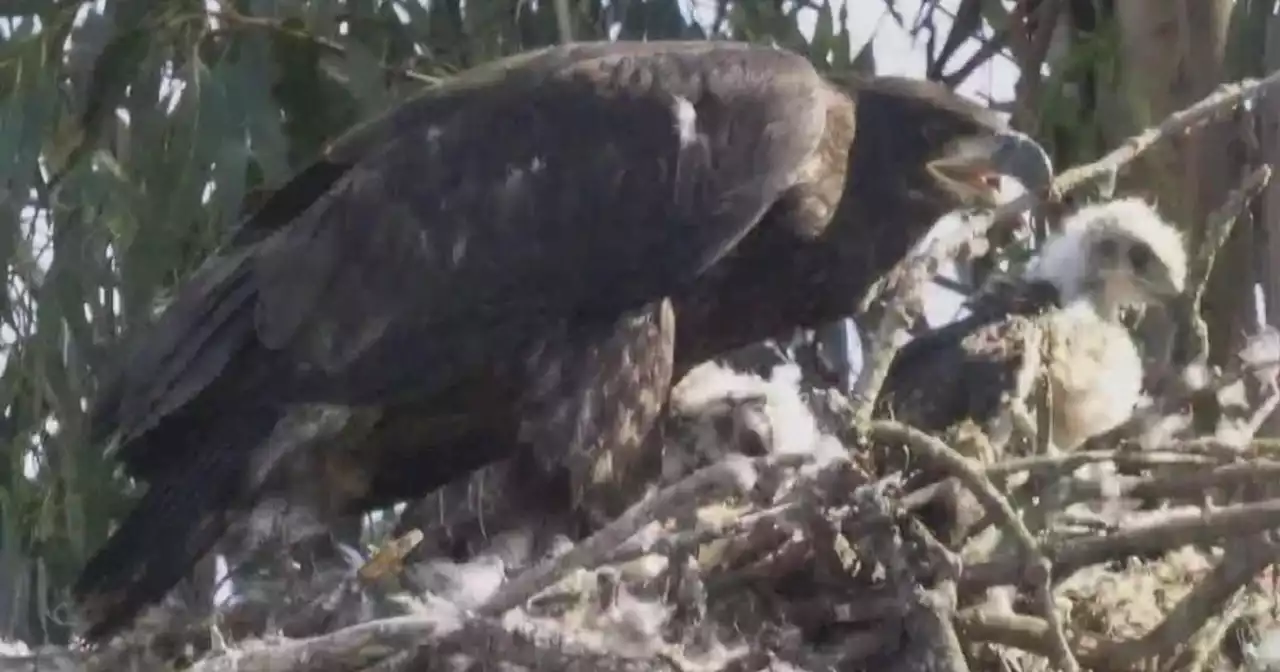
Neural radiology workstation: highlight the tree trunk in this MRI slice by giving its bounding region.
[1257,10,1280,435]
[1116,0,1252,366]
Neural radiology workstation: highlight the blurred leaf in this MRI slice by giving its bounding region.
[79,26,148,144]
[810,0,834,65]
[977,0,1009,32]
[336,37,392,116]
[641,0,682,40]
[271,17,353,167]
[850,35,875,74]
[1227,0,1278,78]
[830,1,853,69]
[236,36,292,187]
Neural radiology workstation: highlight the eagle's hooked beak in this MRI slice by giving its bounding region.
[927,130,1054,208]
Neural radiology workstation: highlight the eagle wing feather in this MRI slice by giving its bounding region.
[876,278,1060,437]
[93,41,834,471]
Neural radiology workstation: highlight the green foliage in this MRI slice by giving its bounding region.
[1034,10,1122,168]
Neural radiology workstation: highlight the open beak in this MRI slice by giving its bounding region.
[926,129,1054,208]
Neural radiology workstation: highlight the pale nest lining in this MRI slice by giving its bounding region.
[1058,545,1216,641]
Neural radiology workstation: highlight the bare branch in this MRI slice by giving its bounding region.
[478,453,810,617]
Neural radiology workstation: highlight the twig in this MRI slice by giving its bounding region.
[954,608,1108,669]
[865,420,1081,672]
[600,502,794,567]
[852,479,971,672]
[962,497,1280,593]
[187,611,461,672]
[183,605,672,672]
[1188,165,1272,313]
[910,580,972,672]
[1097,531,1280,669]
[212,8,443,86]
[1001,69,1280,222]
[477,453,809,616]
[1017,459,1280,509]
[985,447,1222,478]
[1172,164,1273,368]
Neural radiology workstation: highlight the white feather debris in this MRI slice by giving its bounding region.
[498,568,675,660]
[1240,326,1280,391]
[722,453,761,492]
[0,639,31,656]
[1244,625,1280,672]
[389,357,861,662]
[411,555,507,610]
[615,553,669,582]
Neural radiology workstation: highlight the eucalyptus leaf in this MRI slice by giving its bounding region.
[79,25,148,142]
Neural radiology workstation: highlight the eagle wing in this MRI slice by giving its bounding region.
[873,279,1060,547]
[92,41,834,472]
[875,277,1061,436]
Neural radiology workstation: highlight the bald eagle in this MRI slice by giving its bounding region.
[73,40,1052,641]
[875,197,1187,543]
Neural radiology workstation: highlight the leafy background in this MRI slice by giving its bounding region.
[0,0,1269,646]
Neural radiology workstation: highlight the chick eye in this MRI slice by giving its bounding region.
[1128,244,1152,273]
[1095,237,1118,260]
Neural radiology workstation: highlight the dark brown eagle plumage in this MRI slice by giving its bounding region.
[73,40,1053,642]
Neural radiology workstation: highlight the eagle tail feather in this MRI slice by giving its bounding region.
[73,407,279,643]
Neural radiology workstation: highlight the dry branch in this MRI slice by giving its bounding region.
[961,497,1280,593]
[1171,163,1273,370]
[1099,532,1280,669]
[865,420,1081,672]
[477,453,811,618]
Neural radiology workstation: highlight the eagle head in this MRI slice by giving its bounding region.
[843,76,1054,211]
[1026,197,1187,316]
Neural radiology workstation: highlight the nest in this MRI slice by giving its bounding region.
[9,332,1280,672]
